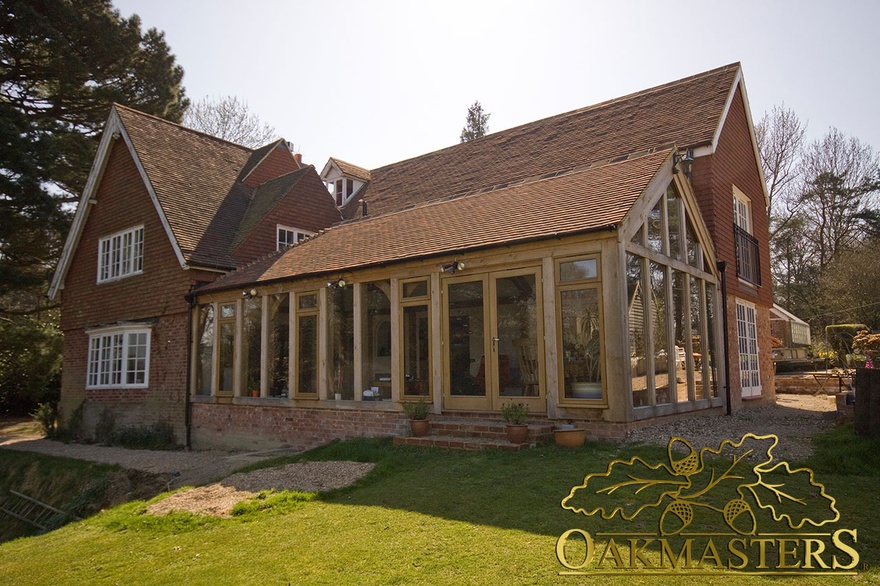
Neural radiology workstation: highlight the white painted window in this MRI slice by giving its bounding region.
[736,300,761,397]
[276,225,313,251]
[97,226,144,283]
[733,190,752,234]
[87,326,151,388]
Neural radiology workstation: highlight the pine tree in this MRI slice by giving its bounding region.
[460,100,490,142]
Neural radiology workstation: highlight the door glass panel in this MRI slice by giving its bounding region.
[218,322,235,393]
[241,298,261,397]
[447,281,485,396]
[363,281,391,401]
[403,304,430,396]
[268,294,289,397]
[560,288,602,400]
[329,286,354,399]
[495,274,538,398]
[297,314,317,395]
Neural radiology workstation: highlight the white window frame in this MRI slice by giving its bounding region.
[86,325,151,389]
[276,225,313,251]
[735,300,761,398]
[733,188,752,234]
[97,225,144,283]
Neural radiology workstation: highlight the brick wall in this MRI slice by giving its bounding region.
[690,84,775,409]
[191,404,409,452]
[58,139,215,437]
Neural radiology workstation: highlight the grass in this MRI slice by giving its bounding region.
[0,431,878,585]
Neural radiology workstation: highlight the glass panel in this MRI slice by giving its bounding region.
[631,224,645,247]
[363,281,392,401]
[125,332,147,385]
[627,254,649,407]
[219,322,235,393]
[705,284,719,398]
[650,262,670,404]
[329,286,354,399]
[647,199,664,253]
[196,305,214,395]
[241,298,262,397]
[560,288,602,400]
[690,278,706,400]
[666,186,682,261]
[299,294,317,310]
[559,258,597,282]
[403,305,430,396]
[403,280,428,298]
[268,294,290,397]
[220,304,235,319]
[297,314,318,394]
[672,270,689,402]
[685,215,699,267]
[447,280,485,396]
[495,274,538,398]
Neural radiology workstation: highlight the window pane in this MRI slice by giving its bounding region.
[627,254,649,407]
[666,187,682,261]
[685,216,699,267]
[497,274,538,398]
[297,314,318,394]
[690,278,706,400]
[403,305,430,396]
[363,281,391,400]
[403,280,428,298]
[650,262,670,404]
[219,322,235,392]
[559,259,597,281]
[329,286,354,399]
[268,294,290,397]
[196,305,214,395]
[299,294,317,310]
[705,284,719,398]
[672,271,689,402]
[447,281,485,396]
[220,304,235,319]
[647,199,664,253]
[560,288,602,400]
[241,298,261,397]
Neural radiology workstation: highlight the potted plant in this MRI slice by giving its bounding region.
[501,402,530,443]
[403,398,431,437]
[553,422,586,448]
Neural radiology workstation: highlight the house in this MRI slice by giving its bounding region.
[48,104,340,439]
[51,63,774,451]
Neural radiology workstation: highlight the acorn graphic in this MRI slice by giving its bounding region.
[660,500,694,535]
[723,499,757,535]
[668,438,700,476]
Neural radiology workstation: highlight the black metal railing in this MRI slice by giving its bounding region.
[734,223,761,286]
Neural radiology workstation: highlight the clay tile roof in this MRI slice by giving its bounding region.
[114,104,255,268]
[346,63,739,220]
[200,149,671,293]
[330,157,371,181]
[232,168,311,248]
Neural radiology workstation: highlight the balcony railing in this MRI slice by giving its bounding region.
[734,223,761,286]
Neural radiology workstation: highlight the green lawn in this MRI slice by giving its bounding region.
[0,429,878,585]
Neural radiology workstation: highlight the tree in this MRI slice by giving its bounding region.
[460,100,490,142]
[0,0,188,413]
[754,104,806,237]
[184,95,277,148]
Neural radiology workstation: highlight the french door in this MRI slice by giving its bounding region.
[442,267,544,412]
[736,300,761,398]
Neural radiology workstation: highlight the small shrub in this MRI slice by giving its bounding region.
[500,402,529,424]
[109,420,179,450]
[94,409,116,444]
[52,402,85,443]
[31,402,57,438]
[402,399,430,420]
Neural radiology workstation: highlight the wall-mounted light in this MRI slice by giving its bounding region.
[673,147,695,179]
[440,260,466,274]
[326,278,347,289]
[241,288,257,299]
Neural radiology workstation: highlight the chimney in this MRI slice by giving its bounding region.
[360,198,367,217]
[293,153,303,166]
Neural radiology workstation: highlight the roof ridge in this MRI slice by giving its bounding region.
[367,63,739,175]
[112,103,256,154]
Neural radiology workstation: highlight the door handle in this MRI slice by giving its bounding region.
[492,336,500,351]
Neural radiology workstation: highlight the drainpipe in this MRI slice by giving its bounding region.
[184,292,196,448]
[716,261,732,416]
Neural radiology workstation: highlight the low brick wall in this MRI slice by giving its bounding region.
[190,403,409,452]
[775,374,851,395]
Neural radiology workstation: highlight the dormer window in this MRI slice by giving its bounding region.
[277,225,313,251]
[334,179,355,207]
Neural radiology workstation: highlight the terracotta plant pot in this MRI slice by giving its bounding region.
[410,419,430,437]
[505,424,529,444]
[554,427,586,448]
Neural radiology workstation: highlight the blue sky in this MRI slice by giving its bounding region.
[113,0,880,171]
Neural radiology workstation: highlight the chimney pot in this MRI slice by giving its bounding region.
[293,153,303,165]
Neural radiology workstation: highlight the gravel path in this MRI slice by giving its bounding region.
[625,393,836,462]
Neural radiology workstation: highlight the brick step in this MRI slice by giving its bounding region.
[428,418,555,441]
[393,435,536,451]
